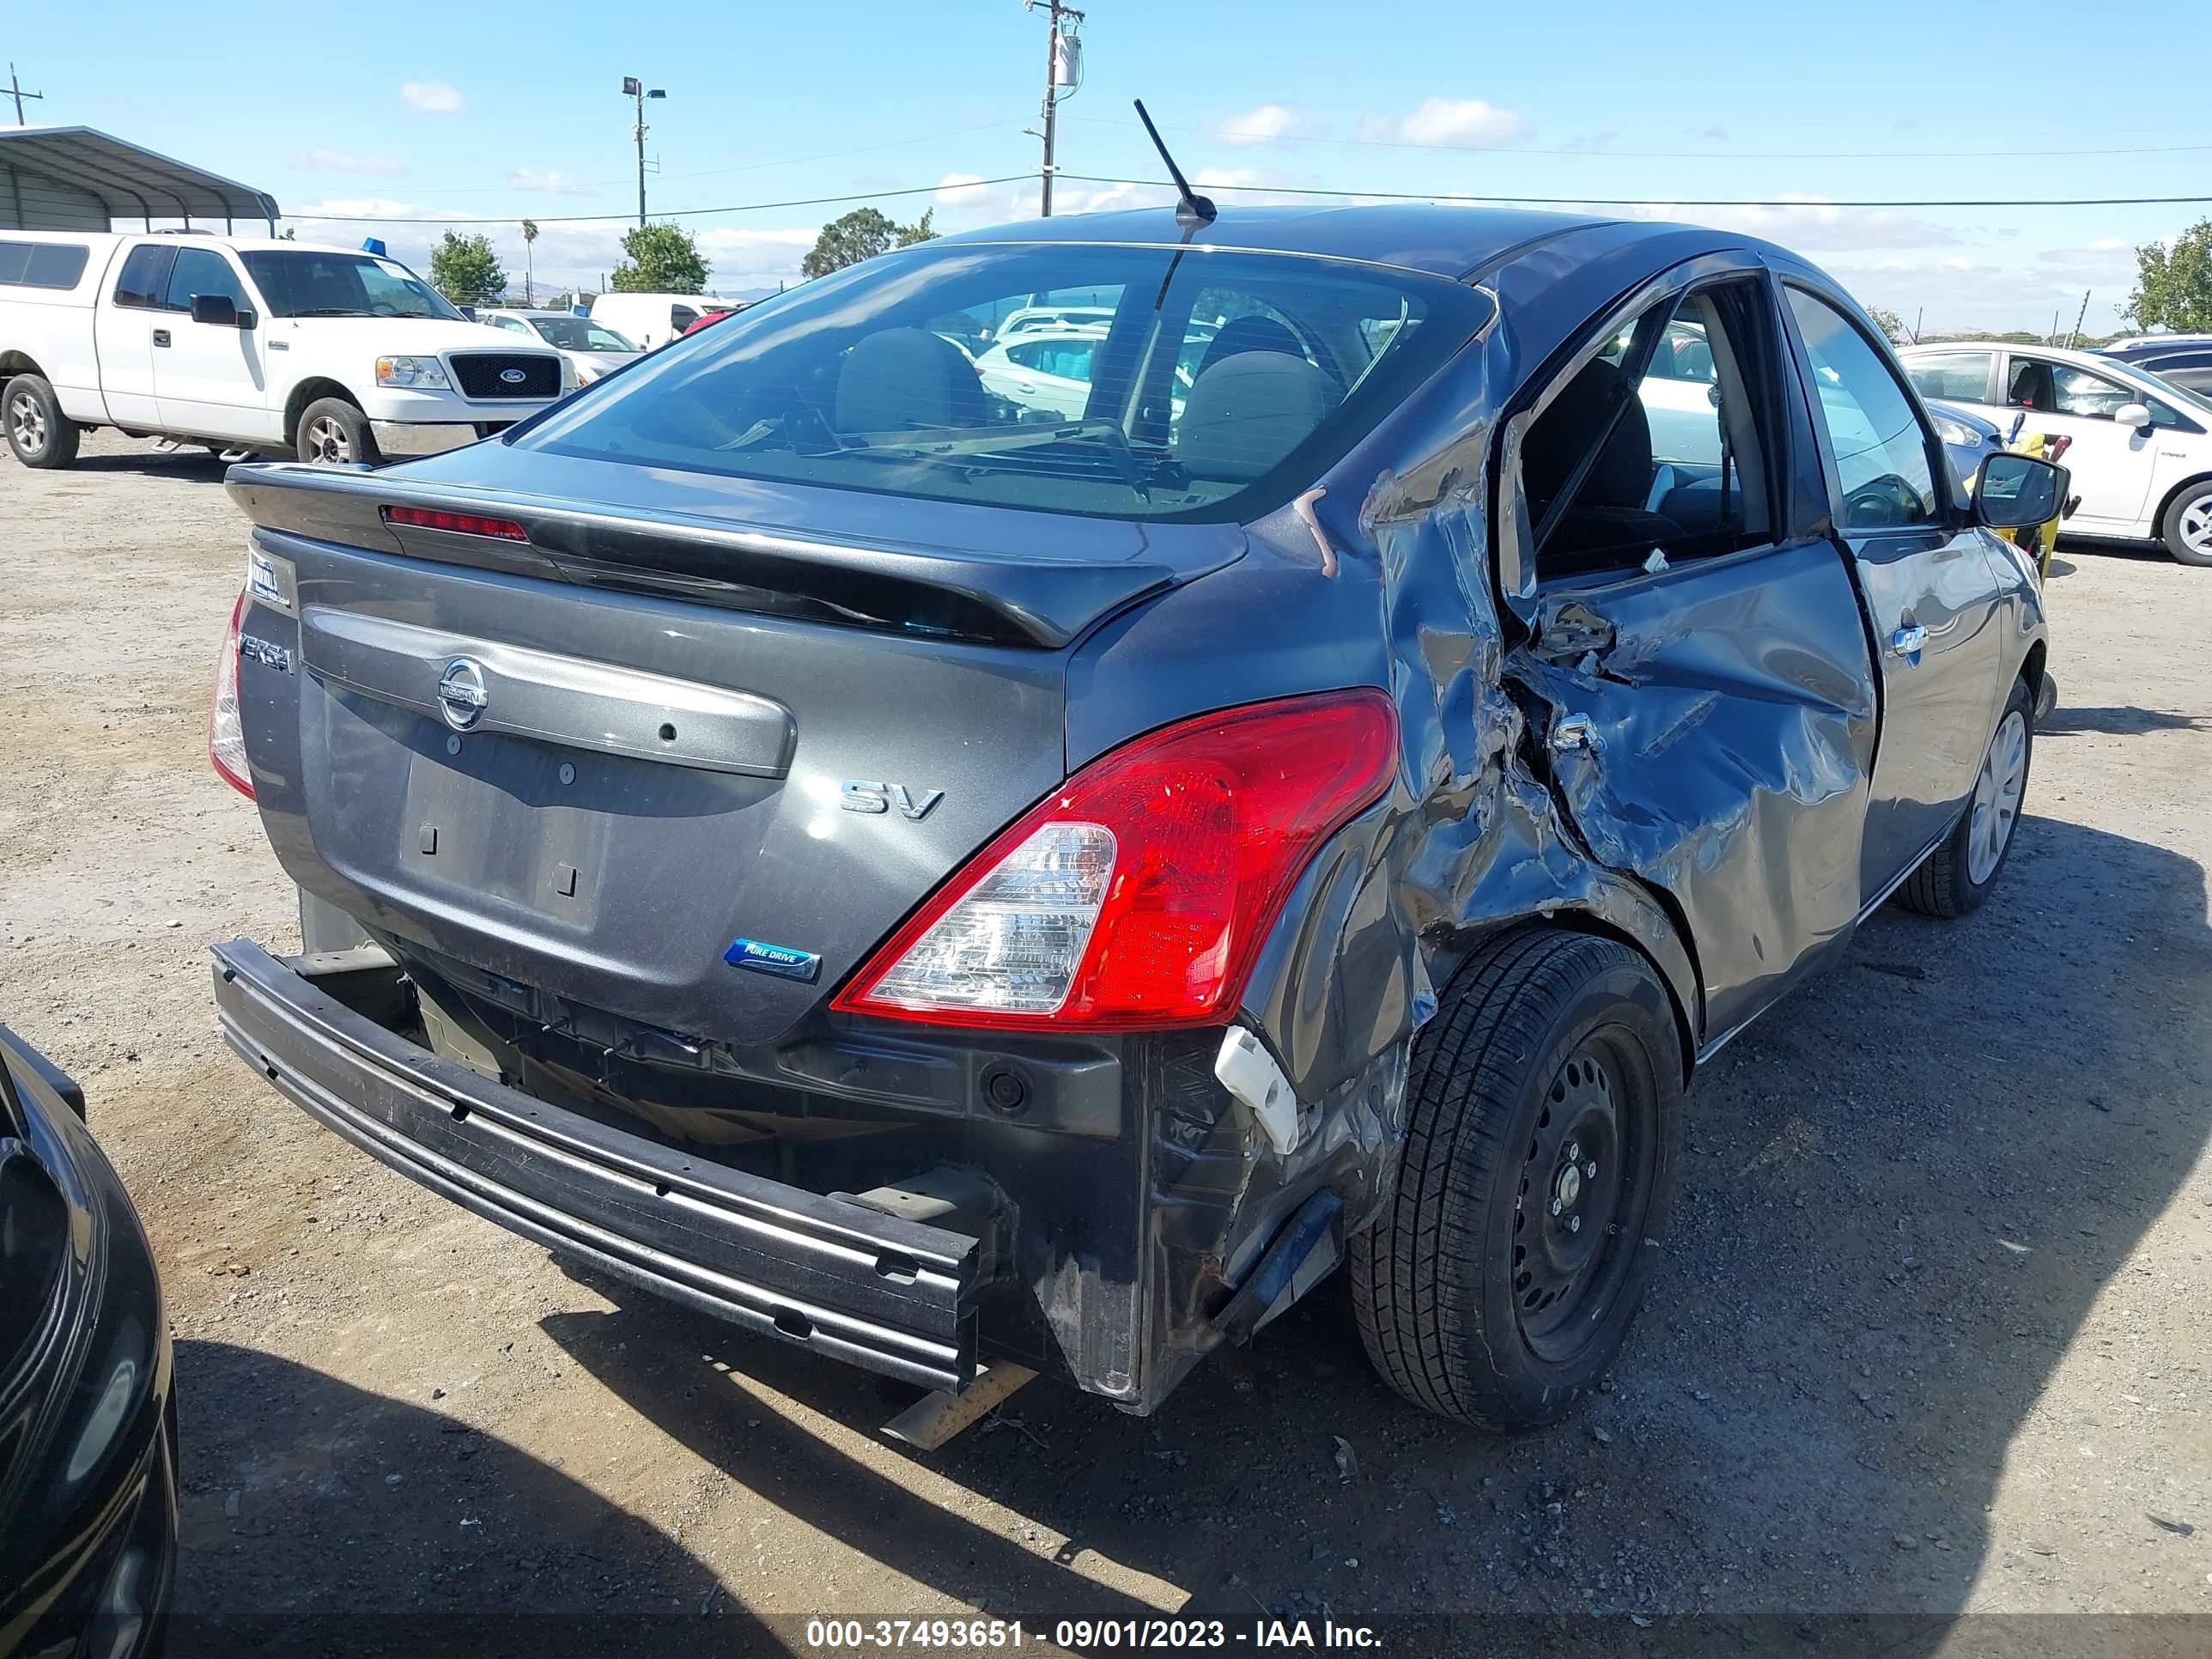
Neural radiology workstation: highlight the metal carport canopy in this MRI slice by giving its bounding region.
[0,126,280,232]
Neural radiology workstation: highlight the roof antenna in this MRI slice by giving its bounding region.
[1133,100,1215,226]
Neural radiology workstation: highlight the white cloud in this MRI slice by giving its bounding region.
[294,148,404,178]
[1616,195,1959,252]
[401,81,464,114]
[504,169,592,197]
[290,198,418,220]
[1822,255,2130,336]
[1218,105,1297,147]
[1398,97,1525,149]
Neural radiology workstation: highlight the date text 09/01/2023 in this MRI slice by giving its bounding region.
[802,1618,1384,1650]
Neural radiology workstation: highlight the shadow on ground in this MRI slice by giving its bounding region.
[2039,706,2209,737]
[165,1341,750,1657]
[513,812,2212,1648]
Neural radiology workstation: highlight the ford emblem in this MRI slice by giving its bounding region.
[437,657,489,732]
[499,367,528,385]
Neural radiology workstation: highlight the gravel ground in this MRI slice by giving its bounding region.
[3,431,2208,1656]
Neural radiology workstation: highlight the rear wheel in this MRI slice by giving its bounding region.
[1896,676,2033,919]
[4,374,80,469]
[295,397,380,466]
[1350,928,1684,1431]
[2160,480,2212,568]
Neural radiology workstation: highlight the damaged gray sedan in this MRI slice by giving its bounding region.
[206,204,2057,1430]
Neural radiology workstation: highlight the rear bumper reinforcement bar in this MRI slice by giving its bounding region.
[210,937,979,1393]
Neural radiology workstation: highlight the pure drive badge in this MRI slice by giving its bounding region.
[723,937,822,982]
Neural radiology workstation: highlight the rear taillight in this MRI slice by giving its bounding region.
[380,505,529,541]
[832,690,1398,1030]
[210,589,252,799]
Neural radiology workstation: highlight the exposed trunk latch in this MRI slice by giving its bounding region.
[1214,1026,1302,1155]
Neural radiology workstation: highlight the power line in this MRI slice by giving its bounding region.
[291,168,2212,230]
[291,174,1030,227]
[1057,173,2212,210]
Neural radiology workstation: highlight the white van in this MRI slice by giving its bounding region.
[0,230,572,468]
[588,291,737,351]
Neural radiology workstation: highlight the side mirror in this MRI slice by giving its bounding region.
[190,293,254,330]
[1973,452,2065,529]
[2113,402,2152,431]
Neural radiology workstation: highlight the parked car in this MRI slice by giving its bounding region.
[477,307,641,384]
[994,302,1115,338]
[588,292,735,351]
[0,231,572,469]
[1899,339,2212,566]
[206,205,2056,1430]
[2097,335,2212,398]
[1,1023,175,1659]
[971,323,1110,419]
[1925,397,2003,486]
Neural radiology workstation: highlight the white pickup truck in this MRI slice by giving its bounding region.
[0,229,572,469]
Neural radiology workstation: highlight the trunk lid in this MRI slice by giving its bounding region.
[228,451,1243,1049]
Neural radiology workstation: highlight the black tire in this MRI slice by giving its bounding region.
[4,374,81,469]
[1350,928,1685,1431]
[2160,479,2212,568]
[294,396,380,466]
[1895,675,2033,920]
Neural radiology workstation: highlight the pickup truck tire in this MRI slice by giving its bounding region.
[2160,479,2212,568]
[4,374,80,469]
[295,397,380,466]
[1349,927,1683,1431]
[1896,675,2033,919]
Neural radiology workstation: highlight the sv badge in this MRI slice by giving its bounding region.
[842,781,944,821]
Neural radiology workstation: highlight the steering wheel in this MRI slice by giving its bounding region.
[1843,474,1923,528]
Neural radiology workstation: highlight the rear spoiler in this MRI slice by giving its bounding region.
[225,461,1206,649]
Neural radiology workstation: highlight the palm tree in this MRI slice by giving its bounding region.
[521,219,538,307]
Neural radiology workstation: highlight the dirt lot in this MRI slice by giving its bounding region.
[3,430,2209,1656]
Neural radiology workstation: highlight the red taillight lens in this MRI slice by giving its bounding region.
[210,588,253,799]
[380,505,529,541]
[832,690,1398,1030]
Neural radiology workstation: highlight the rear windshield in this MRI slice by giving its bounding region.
[518,241,1492,522]
[531,316,639,352]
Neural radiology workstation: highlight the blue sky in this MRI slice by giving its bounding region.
[12,0,2210,329]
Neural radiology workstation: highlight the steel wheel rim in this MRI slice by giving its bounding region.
[2182,498,2212,556]
[1512,1036,1652,1361]
[9,392,44,455]
[303,416,350,465]
[1967,708,2027,884]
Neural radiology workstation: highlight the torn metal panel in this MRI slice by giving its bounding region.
[1504,544,1877,1036]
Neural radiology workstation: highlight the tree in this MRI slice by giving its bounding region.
[610,223,708,294]
[2122,220,2212,334]
[801,206,939,279]
[1865,304,1909,345]
[520,219,538,307]
[428,230,507,305]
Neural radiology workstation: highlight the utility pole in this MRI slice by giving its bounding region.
[621,76,666,228]
[1025,1,1084,216]
[6,64,44,125]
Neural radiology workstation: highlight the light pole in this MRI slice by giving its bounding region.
[1024,2,1083,216]
[621,76,666,228]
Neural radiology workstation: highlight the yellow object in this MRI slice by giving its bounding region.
[1997,429,2063,580]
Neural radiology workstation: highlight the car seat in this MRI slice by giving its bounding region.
[1522,358,1682,573]
[1178,351,1337,483]
[836,328,988,432]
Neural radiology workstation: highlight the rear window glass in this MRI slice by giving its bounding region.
[0,240,89,289]
[519,242,1492,523]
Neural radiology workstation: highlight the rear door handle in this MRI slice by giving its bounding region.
[1887,625,1929,660]
[152,330,172,348]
